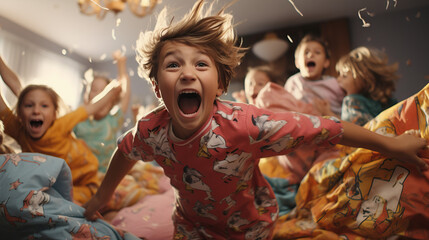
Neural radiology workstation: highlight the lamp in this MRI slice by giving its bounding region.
[78,0,161,19]
[252,32,289,62]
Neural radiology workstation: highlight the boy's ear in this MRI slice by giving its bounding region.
[151,79,162,98]
[216,88,223,97]
[323,59,330,69]
[154,84,161,99]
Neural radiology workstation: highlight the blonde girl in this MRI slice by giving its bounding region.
[316,46,398,126]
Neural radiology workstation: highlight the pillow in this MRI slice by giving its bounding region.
[0,152,139,240]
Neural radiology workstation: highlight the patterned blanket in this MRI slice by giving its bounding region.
[0,152,140,239]
[272,84,429,239]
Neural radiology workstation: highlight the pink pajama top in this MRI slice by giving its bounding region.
[118,99,343,239]
[285,73,345,116]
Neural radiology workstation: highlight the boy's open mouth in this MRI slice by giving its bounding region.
[306,61,316,67]
[30,120,43,128]
[178,91,201,115]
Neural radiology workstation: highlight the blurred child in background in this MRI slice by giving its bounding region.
[236,65,319,115]
[285,34,345,116]
[315,46,398,126]
[74,50,131,172]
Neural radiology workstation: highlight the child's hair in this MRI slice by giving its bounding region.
[247,65,279,85]
[335,46,398,104]
[135,0,246,96]
[15,84,64,120]
[294,34,331,60]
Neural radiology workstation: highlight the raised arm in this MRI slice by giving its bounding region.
[84,149,137,220]
[0,56,23,112]
[339,120,428,170]
[113,50,131,114]
[0,56,23,96]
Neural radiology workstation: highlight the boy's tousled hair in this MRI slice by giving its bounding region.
[336,46,398,105]
[135,0,246,95]
[294,33,331,60]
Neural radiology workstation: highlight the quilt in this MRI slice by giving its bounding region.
[272,84,429,239]
[0,152,140,240]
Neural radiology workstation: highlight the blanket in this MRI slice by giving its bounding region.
[272,83,429,239]
[0,152,140,240]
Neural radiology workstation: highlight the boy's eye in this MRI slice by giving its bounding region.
[166,62,179,68]
[196,62,208,67]
[24,104,33,108]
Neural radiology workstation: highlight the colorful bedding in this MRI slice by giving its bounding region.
[111,174,175,240]
[0,152,139,240]
[272,83,429,239]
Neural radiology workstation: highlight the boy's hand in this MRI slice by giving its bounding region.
[83,195,104,221]
[313,98,334,116]
[391,130,428,171]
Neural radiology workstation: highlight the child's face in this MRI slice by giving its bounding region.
[337,71,360,95]
[244,70,270,105]
[295,41,330,80]
[19,89,56,139]
[156,41,223,139]
[88,77,109,102]
[88,77,113,119]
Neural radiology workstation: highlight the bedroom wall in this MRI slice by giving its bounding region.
[349,5,429,101]
[0,16,89,109]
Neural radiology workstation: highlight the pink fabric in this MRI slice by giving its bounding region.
[111,175,175,240]
[256,82,321,115]
[285,73,345,116]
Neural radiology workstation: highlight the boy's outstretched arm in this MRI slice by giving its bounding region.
[84,149,137,221]
[339,120,429,170]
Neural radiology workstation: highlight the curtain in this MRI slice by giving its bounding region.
[0,29,86,109]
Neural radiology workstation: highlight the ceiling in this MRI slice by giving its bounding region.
[1,0,428,62]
